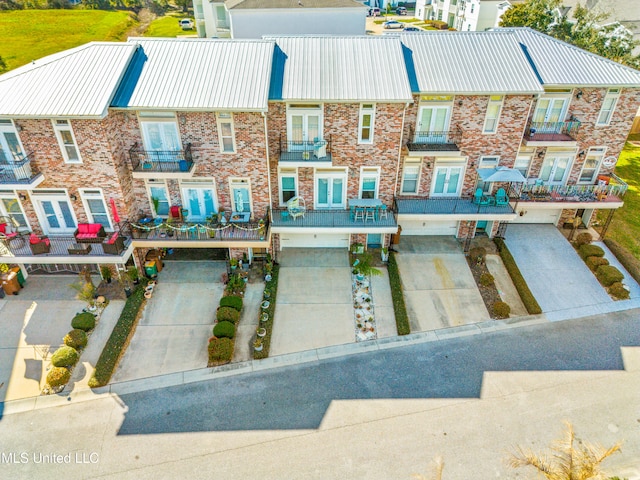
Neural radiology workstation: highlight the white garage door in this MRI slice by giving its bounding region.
[399,219,458,236]
[511,209,561,224]
[280,233,350,248]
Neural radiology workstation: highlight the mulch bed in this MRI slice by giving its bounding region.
[466,257,502,319]
[95,280,127,300]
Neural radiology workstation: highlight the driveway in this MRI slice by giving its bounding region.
[112,261,225,382]
[394,236,490,331]
[504,224,611,316]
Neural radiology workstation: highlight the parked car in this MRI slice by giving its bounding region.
[404,26,421,31]
[396,6,408,15]
[179,19,194,30]
[383,20,405,29]
[368,7,381,16]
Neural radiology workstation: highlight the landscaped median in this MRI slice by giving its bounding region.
[254,264,280,360]
[494,238,542,315]
[387,252,410,335]
[574,233,630,300]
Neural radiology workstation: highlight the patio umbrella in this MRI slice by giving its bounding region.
[109,198,121,223]
[477,167,526,183]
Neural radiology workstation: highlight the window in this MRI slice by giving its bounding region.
[597,89,620,126]
[53,119,81,163]
[360,167,380,199]
[401,160,421,194]
[483,96,503,134]
[432,162,464,197]
[139,112,181,153]
[358,104,375,144]
[579,147,606,184]
[287,104,323,145]
[0,192,29,229]
[514,155,532,177]
[437,9,443,20]
[217,113,235,153]
[80,189,112,230]
[230,178,251,213]
[477,156,499,193]
[0,120,26,163]
[147,181,170,216]
[279,168,298,205]
[470,3,474,12]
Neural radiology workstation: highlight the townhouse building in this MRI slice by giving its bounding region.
[415,0,511,31]
[0,29,639,276]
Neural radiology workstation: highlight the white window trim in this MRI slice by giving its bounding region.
[578,147,607,185]
[278,168,298,206]
[30,189,79,235]
[358,104,376,144]
[229,178,252,213]
[179,179,218,221]
[138,113,181,153]
[430,160,467,197]
[482,96,503,134]
[479,155,500,168]
[400,160,422,195]
[217,113,236,154]
[0,191,30,231]
[146,180,170,218]
[79,188,113,231]
[359,166,380,199]
[0,119,27,161]
[596,89,620,127]
[52,119,82,164]
[514,154,532,178]
[313,167,347,209]
[286,104,324,143]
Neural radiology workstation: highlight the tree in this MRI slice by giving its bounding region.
[0,56,7,74]
[509,421,622,480]
[499,0,566,34]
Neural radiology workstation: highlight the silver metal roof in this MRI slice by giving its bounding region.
[113,38,275,111]
[267,36,413,102]
[0,42,138,118]
[506,28,640,87]
[400,32,544,94]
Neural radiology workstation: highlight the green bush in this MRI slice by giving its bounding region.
[47,367,71,388]
[213,321,235,339]
[388,252,410,335]
[208,337,234,365]
[596,265,624,287]
[608,282,630,300]
[479,272,494,287]
[216,306,240,324]
[89,286,146,388]
[51,346,79,367]
[219,295,243,311]
[604,238,640,285]
[585,256,609,271]
[579,244,605,260]
[71,312,96,331]
[492,301,511,319]
[574,232,593,247]
[494,238,542,315]
[468,247,487,264]
[63,329,88,350]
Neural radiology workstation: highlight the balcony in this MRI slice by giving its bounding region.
[270,208,397,232]
[0,153,44,188]
[395,196,515,216]
[514,174,627,206]
[129,143,194,177]
[406,126,462,154]
[524,120,581,145]
[279,135,332,165]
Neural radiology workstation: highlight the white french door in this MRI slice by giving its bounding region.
[432,165,463,197]
[35,196,76,234]
[316,172,345,208]
[0,121,25,164]
[532,98,568,133]
[416,105,451,143]
[182,188,216,222]
[540,156,572,185]
[288,110,321,148]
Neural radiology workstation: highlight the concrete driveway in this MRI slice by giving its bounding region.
[394,236,490,331]
[112,261,225,382]
[504,224,611,316]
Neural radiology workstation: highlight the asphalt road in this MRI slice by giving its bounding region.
[1,309,639,479]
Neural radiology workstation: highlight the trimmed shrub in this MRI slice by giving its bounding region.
[71,312,96,331]
[47,367,71,388]
[608,282,630,300]
[388,252,410,335]
[604,238,640,285]
[468,247,487,264]
[579,244,605,260]
[51,346,79,367]
[479,272,494,287]
[596,265,624,287]
[208,337,234,365]
[574,232,593,247]
[219,295,243,312]
[213,321,235,339]
[492,301,511,319]
[64,329,88,350]
[216,306,240,324]
[494,238,542,315]
[585,256,609,271]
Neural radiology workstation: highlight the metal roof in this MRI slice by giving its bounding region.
[267,36,413,102]
[400,32,544,95]
[112,38,275,111]
[0,42,138,118]
[506,27,640,87]
[227,0,363,9]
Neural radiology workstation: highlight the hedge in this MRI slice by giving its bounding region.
[216,306,240,324]
[574,232,593,247]
[609,282,630,300]
[213,320,235,339]
[578,244,605,260]
[585,256,609,271]
[604,238,640,285]
[64,329,88,350]
[219,295,243,312]
[208,337,234,365]
[51,346,79,367]
[388,252,410,335]
[493,301,511,319]
[596,265,624,287]
[47,367,71,388]
[494,238,542,315]
[88,286,146,388]
[71,312,96,331]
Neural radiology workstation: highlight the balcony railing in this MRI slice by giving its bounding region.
[0,153,40,185]
[279,135,332,163]
[406,126,462,152]
[395,196,514,215]
[129,143,193,173]
[513,174,628,203]
[0,234,131,258]
[270,208,397,228]
[525,120,581,142]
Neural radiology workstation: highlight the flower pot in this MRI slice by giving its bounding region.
[254,343,263,352]
[264,274,272,282]
[356,273,365,282]
[261,300,270,310]
[260,312,269,323]
[144,291,152,299]
[257,328,266,338]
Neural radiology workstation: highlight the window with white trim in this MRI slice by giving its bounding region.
[358,104,375,144]
[359,167,380,199]
[477,156,499,193]
[400,160,421,195]
[139,112,181,153]
[53,119,81,163]
[146,180,170,217]
[579,147,606,184]
[80,189,112,230]
[483,96,503,134]
[278,168,297,205]
[596,89,620,126]
[217,113,235,153]
[0,119,26,162]
[514,155,532,177]
[0,192,29,229]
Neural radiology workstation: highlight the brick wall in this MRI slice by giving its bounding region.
[457,220,476,239]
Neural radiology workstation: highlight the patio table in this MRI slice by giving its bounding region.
[349,199,383,221]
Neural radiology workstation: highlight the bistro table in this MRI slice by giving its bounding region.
[348,198,383,221]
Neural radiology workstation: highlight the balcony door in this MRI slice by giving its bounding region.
[0,120,25,164]
[316,170,345,208]
[34,194,77,235]
[432,164,463,197]
[540,155,572,185]
[416,105,450,143]
[182,187,216,222]
[532,98,568,133]
[287,106,322,149]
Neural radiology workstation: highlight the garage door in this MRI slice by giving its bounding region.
[399,219,458,236]
[511,209,561,224]
[280,233,350,248]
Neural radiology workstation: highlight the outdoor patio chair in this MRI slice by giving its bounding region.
[286,196,306,220]
[29,234,50,255]
[364,207,375,222]
[495,188,509,206]
[354,207,365,222]
[378,204,388,220]
[473,188,492,206]
[313,138,327,159]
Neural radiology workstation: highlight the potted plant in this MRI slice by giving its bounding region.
[126,266,140,285]
[381,247,389,262]
[71,281,97,311]
[229,258,239,271]
[253,338,263,352]
[351,243,365,254]
[257,327,266,338]
[100,265,112,284]
[242,252,249,270]
[352,252,382,281]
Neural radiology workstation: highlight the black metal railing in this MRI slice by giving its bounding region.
[0,233,131,258]
[270,208,397,228]
[0,153,40,184]
[279,134,332,162]
[129,143,193,173]
[512,173,628,202]
[525,120,580,140]
[406,126,462,151]
[394,196,515,215]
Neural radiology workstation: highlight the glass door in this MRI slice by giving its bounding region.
[416,106,450,143]
[231,184,251,213]
[316,175,345,208]
[289,111,321,150]
[432,165,463,196]
[36,197,76,234]
[539,156,572,185]
[532,98,568,133]
[182,188,216,222]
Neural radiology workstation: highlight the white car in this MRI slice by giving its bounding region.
[179,19,194,30]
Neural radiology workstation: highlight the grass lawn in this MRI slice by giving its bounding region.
[596,135,640,259]
[0,10,137,71]
[144,15,196,38]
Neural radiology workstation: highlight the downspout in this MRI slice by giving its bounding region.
[513,94,536,211]
[262,110,274,254]
[394,101,410,201]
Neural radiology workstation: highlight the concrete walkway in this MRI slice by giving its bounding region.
[370,268,397,339]
[485,254,528,317]
[233,283,263,363]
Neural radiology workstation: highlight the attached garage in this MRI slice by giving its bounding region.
[280,233,350,249]
[399,219,458,236]
[511,209,561,224]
